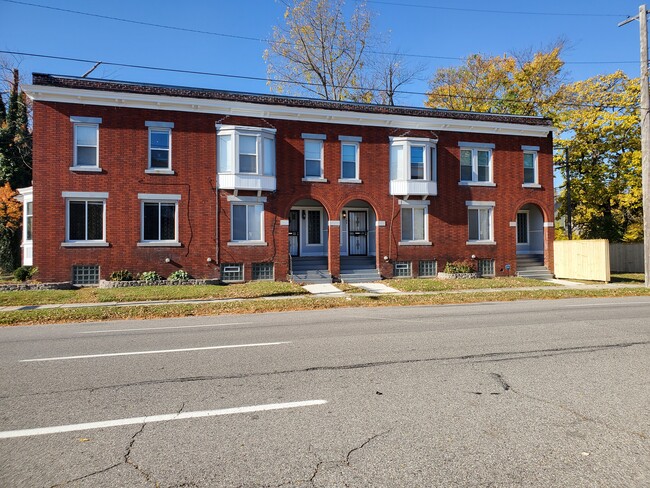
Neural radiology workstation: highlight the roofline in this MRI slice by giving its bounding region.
[25,73,554,138]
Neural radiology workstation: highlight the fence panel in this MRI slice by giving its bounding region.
[553,239,610,282]
[609,243,644,273]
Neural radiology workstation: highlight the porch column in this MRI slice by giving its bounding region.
[328,220,341,279]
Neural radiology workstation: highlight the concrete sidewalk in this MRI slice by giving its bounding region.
[1,279,642,313]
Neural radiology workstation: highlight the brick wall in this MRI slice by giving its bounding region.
[32,101,554,282]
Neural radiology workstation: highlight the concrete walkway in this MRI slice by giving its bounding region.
[351,282,400,294]
[302,284,346,296]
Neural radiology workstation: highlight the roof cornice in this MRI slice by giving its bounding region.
[23,84,553,138]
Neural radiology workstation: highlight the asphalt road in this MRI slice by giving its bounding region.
[1,297,649,487]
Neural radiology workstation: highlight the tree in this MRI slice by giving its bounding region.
[425,41,567,118]
[0,68,32,189]
[555,71,642,242]
[0,182,22,273]
[367,50,425,106]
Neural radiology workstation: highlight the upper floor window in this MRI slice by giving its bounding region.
[466,201,495,244]
[138,194,181,246]
[62,191,108,246]
[71,116,102,170]
[146,121,174,173]
[217,125,276,176]
[389,137,437,181]
[302,134,326,181]
[339,136,361,182]
[459,142,495,185]
[522,145,540,186]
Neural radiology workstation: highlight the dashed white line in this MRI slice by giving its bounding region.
[565,301,650,308]
[0,400,328,439]
[79,322,253,334]
[20,341,291,362]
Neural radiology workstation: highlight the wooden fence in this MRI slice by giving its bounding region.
[553,239,610,282]
[609,243,644,273]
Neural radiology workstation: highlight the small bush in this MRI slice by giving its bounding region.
[139,271,164,282]
[109,269,134,282]
[168,270,191,281]
[444,259,476,274]
[13,266,37,282]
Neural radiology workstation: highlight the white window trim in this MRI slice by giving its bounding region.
[466,200,495,245]
[62,192,108,246]
[390,138,437,182]
[229,202,265,245]
[138,194,181,246]
[216,125,276,176]
[398,200,430,245]
[147,124,173,173]
[458,142,495,184]
[339,140,360,182]
[303,137,326,181]
[72,122,100,169]
[23,199,33,243]
[522,146,539,187]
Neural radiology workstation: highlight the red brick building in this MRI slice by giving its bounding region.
[22,74,555,284]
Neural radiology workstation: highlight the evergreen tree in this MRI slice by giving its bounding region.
[0,69,32,189]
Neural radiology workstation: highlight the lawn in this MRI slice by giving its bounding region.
[0,281,307,306]
[386,276,557,292]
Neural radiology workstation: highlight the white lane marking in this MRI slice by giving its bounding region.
[79,322,253,334]
[565,301,650,308]
[0,400,327,439]
[20,342,291,362]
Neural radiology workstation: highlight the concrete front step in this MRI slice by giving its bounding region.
[339,272,381,283]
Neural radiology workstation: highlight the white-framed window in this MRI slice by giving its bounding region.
[339,136,361,182]
[466,201,495,244]
[302,133,326,180]
[399,200,429,244]
[459,142,495,184]
[389,137,437,181]
[24,200,33,241]
[231,202,264,243]
[71,116,102,170]
[217,125,276,176]
[522,145,540,186]
[138,194,181,246]
[62,191,108,246]
[146,121,174,172]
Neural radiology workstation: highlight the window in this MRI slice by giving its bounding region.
[25,201,33,241]
[62,192,108,245]
[221,263,244,282]
[459,143,495,184]
[522,145,540,185]
[304,137,324,179]
[138,194,181,245]
[390,137,437,181]
[410,146,425,180]
[478,259,495,276]
[466,201,495,244]
[399,200,429,244]
[71,116,102,169]
[72,265,100,285]
[394,261,412,278]
[339,136,361,181]
[217,125,276,176]
[252,262,274,280]
[232,203,263,242]
[419,260,437,277]
[146,121,174,171]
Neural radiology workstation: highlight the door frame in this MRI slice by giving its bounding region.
[347,209,368,256]
[516,210,530,246]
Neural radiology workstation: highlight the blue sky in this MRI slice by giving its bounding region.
[0,0,646,107]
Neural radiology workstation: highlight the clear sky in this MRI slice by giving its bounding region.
[0,0,646,107]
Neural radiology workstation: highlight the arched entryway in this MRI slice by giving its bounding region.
[516,203,544,256]
[339,199,381,282]
[289,199,329,258]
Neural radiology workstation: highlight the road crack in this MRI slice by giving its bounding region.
[124,422,160,487]
[49,463,121,487]
[344,429,392,466]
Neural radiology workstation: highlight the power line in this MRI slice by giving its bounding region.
[364,0,626,18]
[1,49,637,110]
[0,0,638,65]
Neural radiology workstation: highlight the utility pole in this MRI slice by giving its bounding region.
[555,146,572,239]
[619,5,650,287]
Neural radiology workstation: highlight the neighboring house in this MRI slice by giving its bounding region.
[21,73,555,284]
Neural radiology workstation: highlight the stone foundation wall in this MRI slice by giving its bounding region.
[98,279,221,288]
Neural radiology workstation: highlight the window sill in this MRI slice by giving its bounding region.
[302,177,328,183]
[61,241,109,247]
[145,169,175,175]
[338,178,362,184]
[137,242,182,247]
[466,240,496,246]
[227,241,268,247]
[458,181,496,187]
[70,166,102,173]
[522,183,542,189]
[399,241,432,246]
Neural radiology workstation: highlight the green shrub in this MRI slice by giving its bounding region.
[13,265,37,282]
[139,271,164,282]
[109,269,133,281]
[168,270,191,281]
[444,259,476,274]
